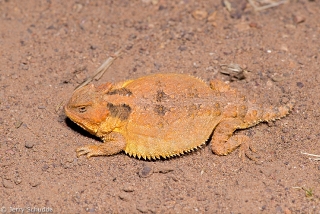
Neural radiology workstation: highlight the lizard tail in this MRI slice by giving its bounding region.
[243,99,295,128]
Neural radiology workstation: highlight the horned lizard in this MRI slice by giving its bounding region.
[64,73,293,159]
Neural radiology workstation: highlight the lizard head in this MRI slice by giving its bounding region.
[64,83,113,135]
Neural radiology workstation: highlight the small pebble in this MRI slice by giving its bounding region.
[14,178,22,185]
[193,62,200,68]
[14,121,23,128]
[281,97,290,104]
[178,46,187,51]
[30,180,41,187]
[122,185,135,192]
[191,10,208,20]
[42,164,49,171]
[249,22,259,28]
[284,207,292,214]
[206,66,214,71]
[156,167,174,174]
[296,82,304,88]
[271,73,284,82]
[136,200,149,213]
[20,63,29,70]
[119,193,132,202]
[207,11,217,22]
[2,179,14,189]
[73,3,83,13]
[293,14,305,24]
[139,165,153,178]
[25,142,34,149]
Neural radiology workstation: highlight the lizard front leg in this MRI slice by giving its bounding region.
[76,132,126,158]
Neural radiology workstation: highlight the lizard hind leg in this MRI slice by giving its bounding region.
[211,118,255,160]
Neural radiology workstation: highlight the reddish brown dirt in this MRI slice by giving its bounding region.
[1,0,319,213]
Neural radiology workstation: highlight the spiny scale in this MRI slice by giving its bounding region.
[124,142,206,160]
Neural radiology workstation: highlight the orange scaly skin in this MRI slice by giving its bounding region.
[64,73,293,160]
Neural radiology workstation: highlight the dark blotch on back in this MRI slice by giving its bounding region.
[107,88,132,96]
[107,103,132,120]
[156,90,168,102]
[154,104,168,116]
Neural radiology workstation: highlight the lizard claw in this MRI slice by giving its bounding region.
[238,139,258,162]
[222,134,258,161]
[76,146,97,158]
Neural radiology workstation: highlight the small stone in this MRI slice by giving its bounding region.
[249,22,259,28]
[84,207,96,213]
[271,73,284,82]
[192,10,208,20]
[276,206,283,213]
[281,97,290,104]
[141,0,158,4]
[14,121,23,128]
[136,200,149,213]
[122,185,135,192]
[25,142,34,149]
[139,165,153,178]
[119,193,132,202]
[126,44,133,50]
[293,14,305,24]
[296,82,304,88]
[207,11,217,22]
[11,74,19,79]
[75,65,87,72]
[206,66,214,71]
[235,22,250,31]
[30,180,41,187]
[2,179,14,189]
[178,46,187,51]
[6,149,15,155]
[284,207,292,214]
[42,164,49,171]
[73,3,83,13]
[14,178,22,185]
[280,44,288,52]
[156,167,174,174]
[20,63,29,70]
[90,45,97,50]
[193,62,200,68]
[284,24,296,29]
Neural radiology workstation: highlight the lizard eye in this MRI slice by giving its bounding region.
[78,106,87,113]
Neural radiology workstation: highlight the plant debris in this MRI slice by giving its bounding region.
[220,63,248,81]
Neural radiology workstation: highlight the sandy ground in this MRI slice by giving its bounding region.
[1,0,319,213]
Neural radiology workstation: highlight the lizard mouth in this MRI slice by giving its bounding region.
[64,106,98,135]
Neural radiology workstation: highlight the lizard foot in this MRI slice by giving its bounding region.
[236,135,257,161]
[76,145,105,158]
[76,138,126,158]
[212,134,258,161]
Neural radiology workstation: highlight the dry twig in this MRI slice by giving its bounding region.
[75,48,123,90]
[301,152,320,161]
[248,0,288,11]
